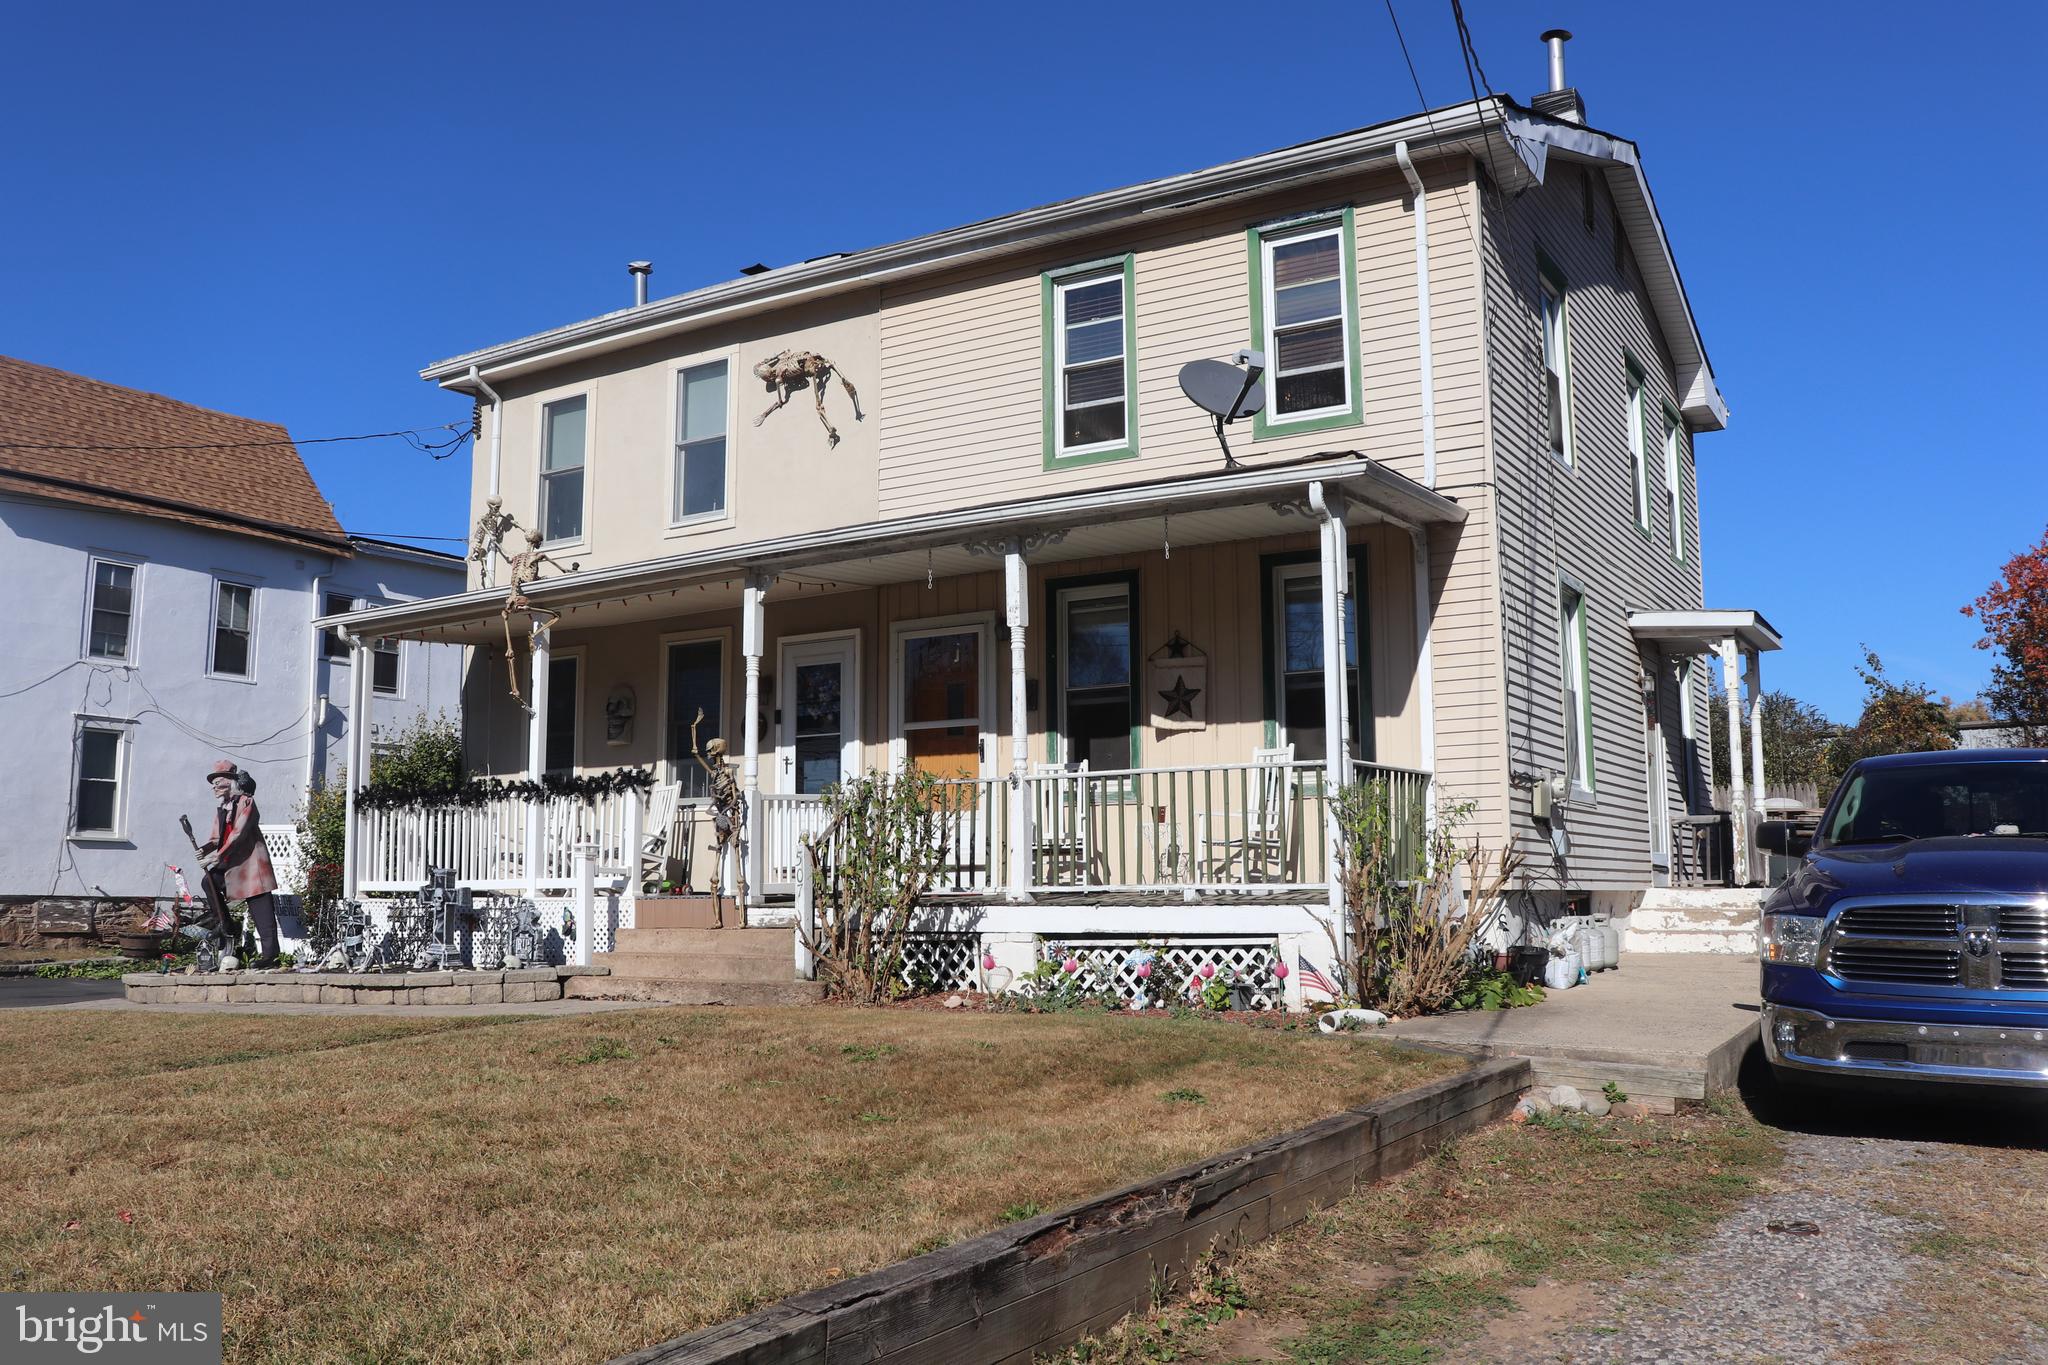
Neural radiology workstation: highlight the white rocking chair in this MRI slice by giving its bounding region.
[1198,746,1297,883]
[1030,761,1091,886]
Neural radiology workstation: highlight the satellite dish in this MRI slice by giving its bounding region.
[1177,350,1267,469]
[1178,358,1266,421]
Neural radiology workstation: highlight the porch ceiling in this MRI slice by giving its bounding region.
[321,452,1463,646]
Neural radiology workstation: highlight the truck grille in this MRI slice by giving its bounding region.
[1827,942,1961,985]
[1826,900,2048,990]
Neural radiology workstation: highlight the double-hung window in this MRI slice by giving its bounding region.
[211,581,254,678]
[665,636,726,800]
[72,723,126,837]
[674,361,728,524]
[1560,585,1593,792]
[1539,259,1573,463]
[1043,258,1136,466]
[1251,211,1360,435]
[545,654,580,774]
[86,558,135,661]
[1626,361,1650,533]
[1664,407,1686,561]
[322,590,357,660]
[540,394,587,545]
[371,636,400,695]
[1268,558,1370,763]
[1054,581,1135,771]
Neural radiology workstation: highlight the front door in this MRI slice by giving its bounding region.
[777,633,860,794]
[895,620,991,782]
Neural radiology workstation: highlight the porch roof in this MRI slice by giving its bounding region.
[319,451,1463,646]
[1627,609,1782,655]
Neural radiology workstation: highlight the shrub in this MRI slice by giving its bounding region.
[800,769,960,1004]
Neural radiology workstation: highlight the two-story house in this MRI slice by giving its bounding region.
[0,355,464,944]
[329,47,1780,1001]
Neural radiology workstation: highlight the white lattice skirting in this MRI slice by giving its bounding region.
[898,935,1286,1010]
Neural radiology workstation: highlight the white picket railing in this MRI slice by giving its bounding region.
[359,788,641,892]
[760,792,833,893]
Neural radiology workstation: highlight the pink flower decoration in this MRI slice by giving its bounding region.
[1062,957,1080,974]
[1135,961,1152,979]
[981,954,996,972]
[1199,963,1216,979]
[1274,962,1290,980]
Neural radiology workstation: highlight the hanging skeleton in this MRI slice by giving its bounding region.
[752,350,863,448]
[690,707,746,915]
[471,501,576,712]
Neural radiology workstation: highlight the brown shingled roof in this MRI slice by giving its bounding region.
[0,354,349,552]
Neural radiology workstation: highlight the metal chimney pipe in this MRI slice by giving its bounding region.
[1540,29,1572,93]
[628,260,652,306]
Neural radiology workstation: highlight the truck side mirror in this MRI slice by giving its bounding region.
[1756,821,1811,858]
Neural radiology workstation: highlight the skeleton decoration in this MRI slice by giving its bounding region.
[752,350,863,448]
[690,707,745,915]
[471,501,577,712]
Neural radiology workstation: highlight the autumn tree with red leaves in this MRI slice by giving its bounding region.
[1963,526,2048,746]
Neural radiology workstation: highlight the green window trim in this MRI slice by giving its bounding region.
[1662,401,1688,566]
[1247,207,1364,440]
[1042,569,1142,776]
[1624,353,1653,540]
[1536,248,1575,467]
[1041,254,1139,470]
[1257,548,1373,765]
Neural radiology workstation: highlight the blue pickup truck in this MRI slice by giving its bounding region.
[1758,748,2048,1088]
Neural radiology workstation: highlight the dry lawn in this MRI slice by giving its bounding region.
[0,1004,1460,1363]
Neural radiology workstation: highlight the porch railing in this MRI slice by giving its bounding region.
[358,788,640,892]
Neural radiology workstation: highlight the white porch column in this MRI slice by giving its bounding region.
[570,842,595,967]
[740,572,767,905]
[1717,636,1750,887]
[1004,540,1032,901]
[525,626,551,896]
[1408,524,1437,853]
[1311,482,1351,955]
[1746,646,1767,884]
[341,635,369,900]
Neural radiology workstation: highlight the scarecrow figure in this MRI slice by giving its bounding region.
[752,350,863,448]
[690,708,746,916]
[471,503,576,713]
[196,760,282,967]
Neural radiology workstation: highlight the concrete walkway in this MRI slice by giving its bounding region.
[1383,953,1759,1111]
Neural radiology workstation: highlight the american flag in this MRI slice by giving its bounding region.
[1296,953,1339,999]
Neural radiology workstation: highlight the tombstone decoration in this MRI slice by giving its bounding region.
[690,707,745,917]
[470,499,578,713]
[752,350,864,448]
[1147,631,1208,730]
[605,683,636,746]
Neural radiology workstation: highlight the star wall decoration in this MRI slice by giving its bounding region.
[1157,674,1202,721]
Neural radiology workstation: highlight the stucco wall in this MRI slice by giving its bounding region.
[0,497,462,899]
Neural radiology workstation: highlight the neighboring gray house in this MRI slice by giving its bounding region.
[0,355,463,916]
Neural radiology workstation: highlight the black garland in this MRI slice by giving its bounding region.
[355,766,657,811]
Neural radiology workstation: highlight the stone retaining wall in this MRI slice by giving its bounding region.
[122,966,607,1006]
[613,1057,1529,1365]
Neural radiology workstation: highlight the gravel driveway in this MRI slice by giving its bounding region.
[1528,1062,2048,1363]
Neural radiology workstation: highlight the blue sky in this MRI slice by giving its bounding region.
[5,1,2040,720]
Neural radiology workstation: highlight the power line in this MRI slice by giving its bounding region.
[0,422,472,456]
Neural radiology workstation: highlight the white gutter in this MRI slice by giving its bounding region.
[1393,142,1438,488]
[304,568,328,802]
[468,364,503,587]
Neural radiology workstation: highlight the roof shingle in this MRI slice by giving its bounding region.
[0,355,348,551]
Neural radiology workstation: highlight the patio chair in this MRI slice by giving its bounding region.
[1030,761,1091,886]
[1197,746,1297,883]
[638,782,682,889]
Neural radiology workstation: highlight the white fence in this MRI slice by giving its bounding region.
[358,787,642,893]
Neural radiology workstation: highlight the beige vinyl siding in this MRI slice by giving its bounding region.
[1480,156,1709,893]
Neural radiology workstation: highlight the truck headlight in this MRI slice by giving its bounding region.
[1761,913,1822,966]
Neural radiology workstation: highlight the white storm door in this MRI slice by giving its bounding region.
[777,633,860,794]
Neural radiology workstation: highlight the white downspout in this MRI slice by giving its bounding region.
[305,568,328,802]
[337,626,367,901]
[469,364,504,586]
[1394,141,1438,488]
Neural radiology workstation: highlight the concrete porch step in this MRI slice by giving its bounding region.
[593,950,795,983]
[632,896,734,929]
[613,926,791,955]
[564,975,826,1006]
[1625,888,1763,955]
